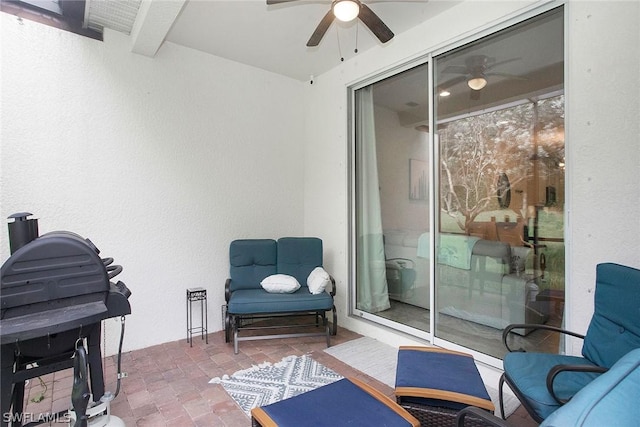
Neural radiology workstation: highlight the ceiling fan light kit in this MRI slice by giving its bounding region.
[267,0,393,47]
[467,75,488,90]
[441,54,524,96]
[333,0,360,22]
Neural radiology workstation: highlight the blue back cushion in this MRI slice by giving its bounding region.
[582,263,640,368]
[277,237,323,287]
[229,239,277,291]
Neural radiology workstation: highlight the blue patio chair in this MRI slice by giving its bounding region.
[497,262,640,423]
[456,346,640,426]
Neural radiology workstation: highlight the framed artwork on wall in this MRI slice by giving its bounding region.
[409,159,428,201]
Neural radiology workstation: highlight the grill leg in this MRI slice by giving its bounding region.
[1,346,15,427]
[87,326,105,401]
[12,381,25,426]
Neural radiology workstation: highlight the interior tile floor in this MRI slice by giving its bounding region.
[377,299,564,359]
[18,327,537,426]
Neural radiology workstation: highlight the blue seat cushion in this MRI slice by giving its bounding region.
[542,347,640,427]
[395,347,494,411]
[503,352,600,420]
[227,288,333,314]
[253,378,417,427]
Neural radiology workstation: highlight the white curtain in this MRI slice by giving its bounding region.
[356,87,390,313]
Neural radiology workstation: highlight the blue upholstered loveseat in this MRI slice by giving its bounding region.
[224,237,337,354]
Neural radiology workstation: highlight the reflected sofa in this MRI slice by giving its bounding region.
[384,230,549,335]
[437,238,548,335]
[384,229,430,309]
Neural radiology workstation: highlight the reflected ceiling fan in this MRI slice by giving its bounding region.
[266,0,394,47]
[440,55,525,99]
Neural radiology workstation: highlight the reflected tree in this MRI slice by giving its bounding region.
[439,96,564,233]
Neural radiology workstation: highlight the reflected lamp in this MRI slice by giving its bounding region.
[467,75,487,90]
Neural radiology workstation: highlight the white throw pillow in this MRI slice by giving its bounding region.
[260,274,301,293]
[307,267,331,295]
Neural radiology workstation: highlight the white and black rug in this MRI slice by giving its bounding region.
[209,355,343,417]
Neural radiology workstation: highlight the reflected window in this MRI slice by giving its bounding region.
[434,7,564,359]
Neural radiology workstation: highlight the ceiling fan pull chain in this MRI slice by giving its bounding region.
[354,22,359,53]
[336,27,344,62]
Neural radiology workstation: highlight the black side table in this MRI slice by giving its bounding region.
[186,287,208,347]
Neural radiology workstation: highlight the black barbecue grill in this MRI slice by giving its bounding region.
[0,213,132,427]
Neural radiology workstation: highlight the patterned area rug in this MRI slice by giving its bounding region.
[209,355,343,417]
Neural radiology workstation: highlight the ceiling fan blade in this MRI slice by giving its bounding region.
[307,9,335,47]
[441,65,468,75]
[487,57,521,70]
[486,72,528,80]
[439,75,467,89]
[359,4,394,43]
[266,0,299,4]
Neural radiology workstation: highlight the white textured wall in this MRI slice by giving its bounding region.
[304,0,640,356]
[0,15,307,353]
[564,0,640,352]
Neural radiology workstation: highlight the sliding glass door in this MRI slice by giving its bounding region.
[352,6,564,361]
[354,63,432,334]
[433,7,564,359]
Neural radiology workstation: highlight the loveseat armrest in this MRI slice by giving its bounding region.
[225,278,232,303]
[328,274,336,297]
[327,274,337,335]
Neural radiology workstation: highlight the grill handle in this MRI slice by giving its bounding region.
[7,212,39,254]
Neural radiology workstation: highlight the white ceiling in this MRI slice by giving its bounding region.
[86,0,562,117]
[98,0,460,82]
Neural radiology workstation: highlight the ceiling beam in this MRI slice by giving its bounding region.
[130,0,186,57]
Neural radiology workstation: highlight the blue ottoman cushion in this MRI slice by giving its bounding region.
[395,346,494,412]
[252,378,418,427]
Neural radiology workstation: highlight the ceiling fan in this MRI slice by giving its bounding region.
[440,55,525,97]
[266,0,394,47]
